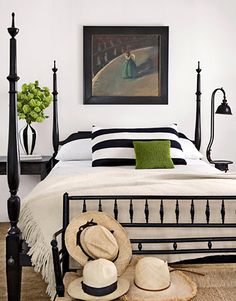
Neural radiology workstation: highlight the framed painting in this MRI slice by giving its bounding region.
[84,26,169,104]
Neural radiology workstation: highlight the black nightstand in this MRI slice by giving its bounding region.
[212,160,233,173]
[0,156,53,180]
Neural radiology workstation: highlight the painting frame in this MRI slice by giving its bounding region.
[84,26,169,105]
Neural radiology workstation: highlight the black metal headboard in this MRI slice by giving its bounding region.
[51,63,202,156]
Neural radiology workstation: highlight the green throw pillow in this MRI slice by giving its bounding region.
[133,140,175,169]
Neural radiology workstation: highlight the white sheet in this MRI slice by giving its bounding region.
[50,159,221,177]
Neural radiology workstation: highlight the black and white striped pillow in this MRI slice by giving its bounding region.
[92,125,187,167]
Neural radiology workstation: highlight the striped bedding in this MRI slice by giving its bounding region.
[92,125,187,167]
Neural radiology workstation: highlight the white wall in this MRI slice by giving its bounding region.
[0,0,236,221]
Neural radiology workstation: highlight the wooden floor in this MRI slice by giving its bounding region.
[0,223,50,301]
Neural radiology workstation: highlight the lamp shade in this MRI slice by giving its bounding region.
[216,102,232,115]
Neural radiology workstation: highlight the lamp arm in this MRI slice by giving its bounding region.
[206,87,225,163]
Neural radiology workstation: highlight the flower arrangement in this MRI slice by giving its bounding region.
[17,81,52,124]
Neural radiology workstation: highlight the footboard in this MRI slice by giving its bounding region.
[51,193,236,297]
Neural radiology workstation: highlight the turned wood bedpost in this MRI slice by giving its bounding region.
[52,60,59,157]
[194,61,201,150]
[6,13,22,301]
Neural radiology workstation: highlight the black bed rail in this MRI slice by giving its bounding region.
[131,236,236,254]
[63,194,236,231]
[63,194,236,225]
[51,233,64,297]
[51,193,236,297]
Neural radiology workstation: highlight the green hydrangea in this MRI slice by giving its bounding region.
[17,81,52,124]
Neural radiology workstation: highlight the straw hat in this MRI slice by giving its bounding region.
[120,257,197,301]
[65,211,132,276]
[67,258,130,300]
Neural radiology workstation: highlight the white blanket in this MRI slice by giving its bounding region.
[19,166,236,298]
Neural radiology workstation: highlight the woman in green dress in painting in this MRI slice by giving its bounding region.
[122,50,137,79]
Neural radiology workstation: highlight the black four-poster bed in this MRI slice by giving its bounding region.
[5,13,236,301]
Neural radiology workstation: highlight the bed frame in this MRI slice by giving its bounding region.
[5,13,236,301]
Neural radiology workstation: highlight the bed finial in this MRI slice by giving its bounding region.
[197,61,201,72]
[12,12,15,27]
[53,60,58,72]
[8,12,19,37]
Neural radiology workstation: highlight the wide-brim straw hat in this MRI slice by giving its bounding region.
[65,211,132,276]
[67,258,130,301]
[119,257,197,301]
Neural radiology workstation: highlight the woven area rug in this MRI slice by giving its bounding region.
[0,223,49,301]
[1,222,236,301]
[171,263,236,301]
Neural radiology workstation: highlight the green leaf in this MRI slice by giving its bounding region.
[28,83,35,91]
[22,104,30,114]
[37,90,43,97]
[21,94,28,101]
[43,87,49,92]
[29,99,37,107]
[19,113,26,119]
[34,107,41,113]
[28,93,34,100]
[17,92,22,101]
[36,100,42,107]
[40,103,46,109]
[30,111,38,119]
[36,116,44,122]
[45,96,52,106]
[32,88,38,95]
[22,84,28,92]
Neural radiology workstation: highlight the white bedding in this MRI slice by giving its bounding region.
[19,160,236,298]
[51,159,220,177]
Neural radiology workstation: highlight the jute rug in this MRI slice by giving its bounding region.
[1,222,236,300]
[0,223,49,301]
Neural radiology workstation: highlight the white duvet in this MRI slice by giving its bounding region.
[51,159,219,176]
[19,160,236,298]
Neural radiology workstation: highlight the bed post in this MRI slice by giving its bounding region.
[52,60,59,158]
[194,61,201,150]
[6,13,22,301]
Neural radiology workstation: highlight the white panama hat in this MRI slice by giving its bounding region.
[67,258,130,301]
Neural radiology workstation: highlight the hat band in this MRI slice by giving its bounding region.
[82,281,118,296]
[77,220,98,261]
[134,281,171,292]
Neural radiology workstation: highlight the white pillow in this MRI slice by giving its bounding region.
[180,138,203,160]
[56,138,92,161]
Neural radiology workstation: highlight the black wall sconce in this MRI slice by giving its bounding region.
[206,87,233,172]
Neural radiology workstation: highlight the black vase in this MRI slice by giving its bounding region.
[19,123,37,155]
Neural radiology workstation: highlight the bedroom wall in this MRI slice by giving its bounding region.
[0,0,236,221]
